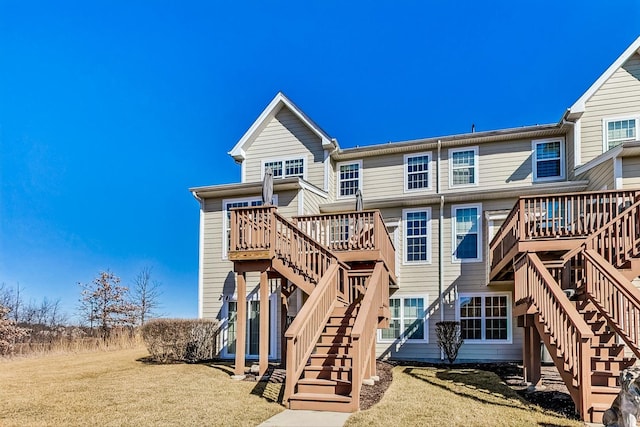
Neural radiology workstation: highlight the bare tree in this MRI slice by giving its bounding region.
[0,303,29,355]
[80,271,136,339]
[131,267,163,326]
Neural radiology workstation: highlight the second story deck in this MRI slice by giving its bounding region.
[489,189,640,281]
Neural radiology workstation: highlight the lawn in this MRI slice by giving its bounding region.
[346,366,583,427]
[1,349,583,427]
[0,347,284,426]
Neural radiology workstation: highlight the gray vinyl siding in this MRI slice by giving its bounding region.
[580,54,640,164]
[577,159,615,191]
[623,156,640,188]
[200,190,299,357]
[566,127,576,180]
[244,109,326,189]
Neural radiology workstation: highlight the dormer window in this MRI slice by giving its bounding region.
[262,157,306,180]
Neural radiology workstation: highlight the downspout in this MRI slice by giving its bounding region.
[437,140,445,361]
[191,191,205,319]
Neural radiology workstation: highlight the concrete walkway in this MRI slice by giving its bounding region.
[257,410,351,427]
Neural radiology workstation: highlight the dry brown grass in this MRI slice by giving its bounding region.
[345,366,584,427]
[0,347,283,426]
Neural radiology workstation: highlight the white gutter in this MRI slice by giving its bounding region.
[437,139,445,361]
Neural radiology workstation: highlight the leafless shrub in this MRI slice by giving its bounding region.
[141,319,219,363]
[436,321,464,365]
[0,305,30,356]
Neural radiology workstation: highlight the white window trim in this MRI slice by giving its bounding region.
[261,156,308,180]
[451,203,482,263]
[402,207,432,265]
[456,292,512,344]
[377,294,429,344]
[448,146,479,188]
[222,195,278,260]
[532,138,565,182]
[403,152,432,193]
[602,115,640,152]
[336,160,363,199]
[220,291,279,359]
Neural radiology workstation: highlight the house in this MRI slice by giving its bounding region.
[190,36,640,421]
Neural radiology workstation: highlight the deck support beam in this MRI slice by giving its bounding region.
[234,272,247,378]
[522,315,542,387]
[259,269,269,376]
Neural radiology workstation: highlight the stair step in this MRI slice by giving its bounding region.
[318,333,352,345]
[592,345,624,358]
[314,343,352,355]
[309,354,353,368]
[591,357,635,371]
[591,371,620,387]
[328,315,356,326]
[288,392,353,412]
[297,378,352,395]
[304,365,352,381]
[324,323,353,334]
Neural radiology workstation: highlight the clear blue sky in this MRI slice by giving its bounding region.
[1,1,639,320]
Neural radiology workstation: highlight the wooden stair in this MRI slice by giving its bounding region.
[288,304,359,412]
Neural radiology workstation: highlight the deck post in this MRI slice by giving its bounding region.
[259,269,269,376]
[233,272,247,378]
[523,316,542,387]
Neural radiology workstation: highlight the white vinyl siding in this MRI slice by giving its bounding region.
[337,160,362,198]
[379,295,428,343]
[452,203,482,263]
[457,293,512,344]
[532,138,565,182]
[404,152,432,192]
[604,116,639,151]
[449,147,478,187]
[402,208,431,264]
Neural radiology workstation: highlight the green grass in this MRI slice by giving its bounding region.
[345,366,583,427]
[0,347,284,427]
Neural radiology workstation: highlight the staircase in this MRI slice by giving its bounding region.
[491,190,640,422]
[229,206,393,412]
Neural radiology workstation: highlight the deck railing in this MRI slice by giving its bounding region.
[490,190,639,272]
[283,263,344,403]
[231,206,344,286]
[351,262,388,411]
[294,210,396,275]
[514,253,593,414]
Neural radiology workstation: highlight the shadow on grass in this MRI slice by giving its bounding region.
[404,367,544,413]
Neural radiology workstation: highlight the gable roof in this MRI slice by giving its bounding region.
[228,92,338,162]
[568,36,640,119]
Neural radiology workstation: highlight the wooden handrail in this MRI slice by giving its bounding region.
[283,263,343,402]
[294,210,396,274]
[350,262,387,411]
[515,253,593,394]
[583,250,640,359]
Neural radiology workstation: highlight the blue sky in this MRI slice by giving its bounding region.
[1,1,639,320]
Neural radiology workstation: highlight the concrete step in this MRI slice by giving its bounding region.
[297,378,352,395]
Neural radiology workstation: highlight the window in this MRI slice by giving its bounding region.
[458,293,511,343]
[449,147,478,187]
[403,208,431,264]
[404,152,431,192]
[222,196,277,259]
[262,157,305,179]
[532,139,564,182]
[379,296,428,342]
[604,117,638,150]
[452,203,482,262]
[337,160,362,198]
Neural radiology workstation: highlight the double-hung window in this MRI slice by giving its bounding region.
[222,196,277,259]
[404,152,431,192]
[262,158,305,179]
[337,160,362,198]
[604,117,638,150]
[532,139,564,182]
[403,208,431,264]
[449,147,478,187]
[452,203,482,262]
[458,293,511,343]
[379,295,428,342]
